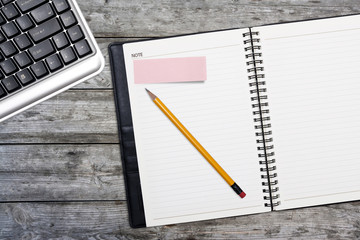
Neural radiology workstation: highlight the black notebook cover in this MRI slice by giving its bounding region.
[108,15,359,228]
[108,30,276,228]
[108,32,234,228]
[109,43,146,228]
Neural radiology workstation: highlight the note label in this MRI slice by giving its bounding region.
[132,53,143,58]
[133,57,207,84]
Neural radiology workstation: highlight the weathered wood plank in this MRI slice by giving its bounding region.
[0,145,124,201]
[79,0,360,37]
[0,201,359,239]
[0,90,118,144]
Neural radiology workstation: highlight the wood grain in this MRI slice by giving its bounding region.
[80,0,360,37]
[0,90,118,144]
[0,145,124,201]
[1,202,359,239]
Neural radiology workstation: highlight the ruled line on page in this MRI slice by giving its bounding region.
[153,205,262,220]
[264,27,360,41]
[142,44,243,59]
[284,190,360,202]
[255,15,360,210]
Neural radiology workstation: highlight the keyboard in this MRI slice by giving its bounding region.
[0,0,104,122]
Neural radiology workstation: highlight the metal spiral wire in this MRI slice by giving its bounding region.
[243,29,280,209]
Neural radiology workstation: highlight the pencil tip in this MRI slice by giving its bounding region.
[145,88,157,101]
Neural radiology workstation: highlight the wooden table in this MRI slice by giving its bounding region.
[1,0,360,239]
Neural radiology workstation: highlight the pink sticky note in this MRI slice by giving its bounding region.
[133,57,207,84]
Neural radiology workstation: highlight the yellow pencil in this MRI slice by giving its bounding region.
[145,89,246,198]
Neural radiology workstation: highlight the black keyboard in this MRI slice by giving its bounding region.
[0,0,93,100]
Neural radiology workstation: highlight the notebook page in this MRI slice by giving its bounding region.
[123,29,267,226]
[254,15,360,210]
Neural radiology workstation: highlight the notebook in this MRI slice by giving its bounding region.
[108,14,360,228]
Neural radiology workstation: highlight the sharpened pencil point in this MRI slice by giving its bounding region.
[145,88,157,101]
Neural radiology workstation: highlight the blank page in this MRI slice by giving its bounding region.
[254,15,360,210]
[123,29,267,226]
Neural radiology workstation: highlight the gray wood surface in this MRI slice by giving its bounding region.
[1,0,360,239]
[0,145,124,201]
[1,202,359,239]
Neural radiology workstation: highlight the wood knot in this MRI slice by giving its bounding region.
[5,204,33,229]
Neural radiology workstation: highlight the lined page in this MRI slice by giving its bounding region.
[254,15,360,210]
[123,29,267,226]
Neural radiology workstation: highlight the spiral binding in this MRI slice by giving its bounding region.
[243,29,280,210]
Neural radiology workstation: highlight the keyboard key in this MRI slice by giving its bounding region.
[0,13,6,25]
[30,61,48,78]
[28,18,62,43]
[74,39,92,58]
[0,41,18,57]
[14,52,32,68]
[0,69,4,78]
[16,68,35,85]
[59,46,77,65]
[52,0,69,13]
[1,0,15,5]
[14,34,32,50]
[0,52,4,62]
[30,3,55,24]
[0,84,6,98]
[45,54,63,72]
[67,25,84,43]
[2,3,20,21]
[0,30,5,43]
[60,11,77,28]
[2,21,20,38]
[0,58,18,75]
[16,0,47,13]
[28,39,55,61]
[16,15,35,31]
[52,32,69,50]
[2,75,20,92]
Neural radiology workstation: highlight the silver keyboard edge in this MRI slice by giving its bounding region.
[0,0,105,123]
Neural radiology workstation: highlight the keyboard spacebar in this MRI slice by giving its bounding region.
[29,18,62,43]
[16,0,48,13]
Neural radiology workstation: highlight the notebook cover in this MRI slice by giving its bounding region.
[108,43,146,228]
[107,15,358,227]
[108,31,237,228]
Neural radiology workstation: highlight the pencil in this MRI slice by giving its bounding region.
[145,89,246,198]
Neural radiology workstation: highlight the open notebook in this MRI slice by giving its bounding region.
[109,14,360,227]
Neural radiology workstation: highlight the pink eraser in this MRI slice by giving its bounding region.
[133,57,207,84]
[240,192,246,198]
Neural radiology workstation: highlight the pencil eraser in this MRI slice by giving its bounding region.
[239,192,246,198]
[133,57,207,84]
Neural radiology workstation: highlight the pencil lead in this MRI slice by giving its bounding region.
[145,88,157,101]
